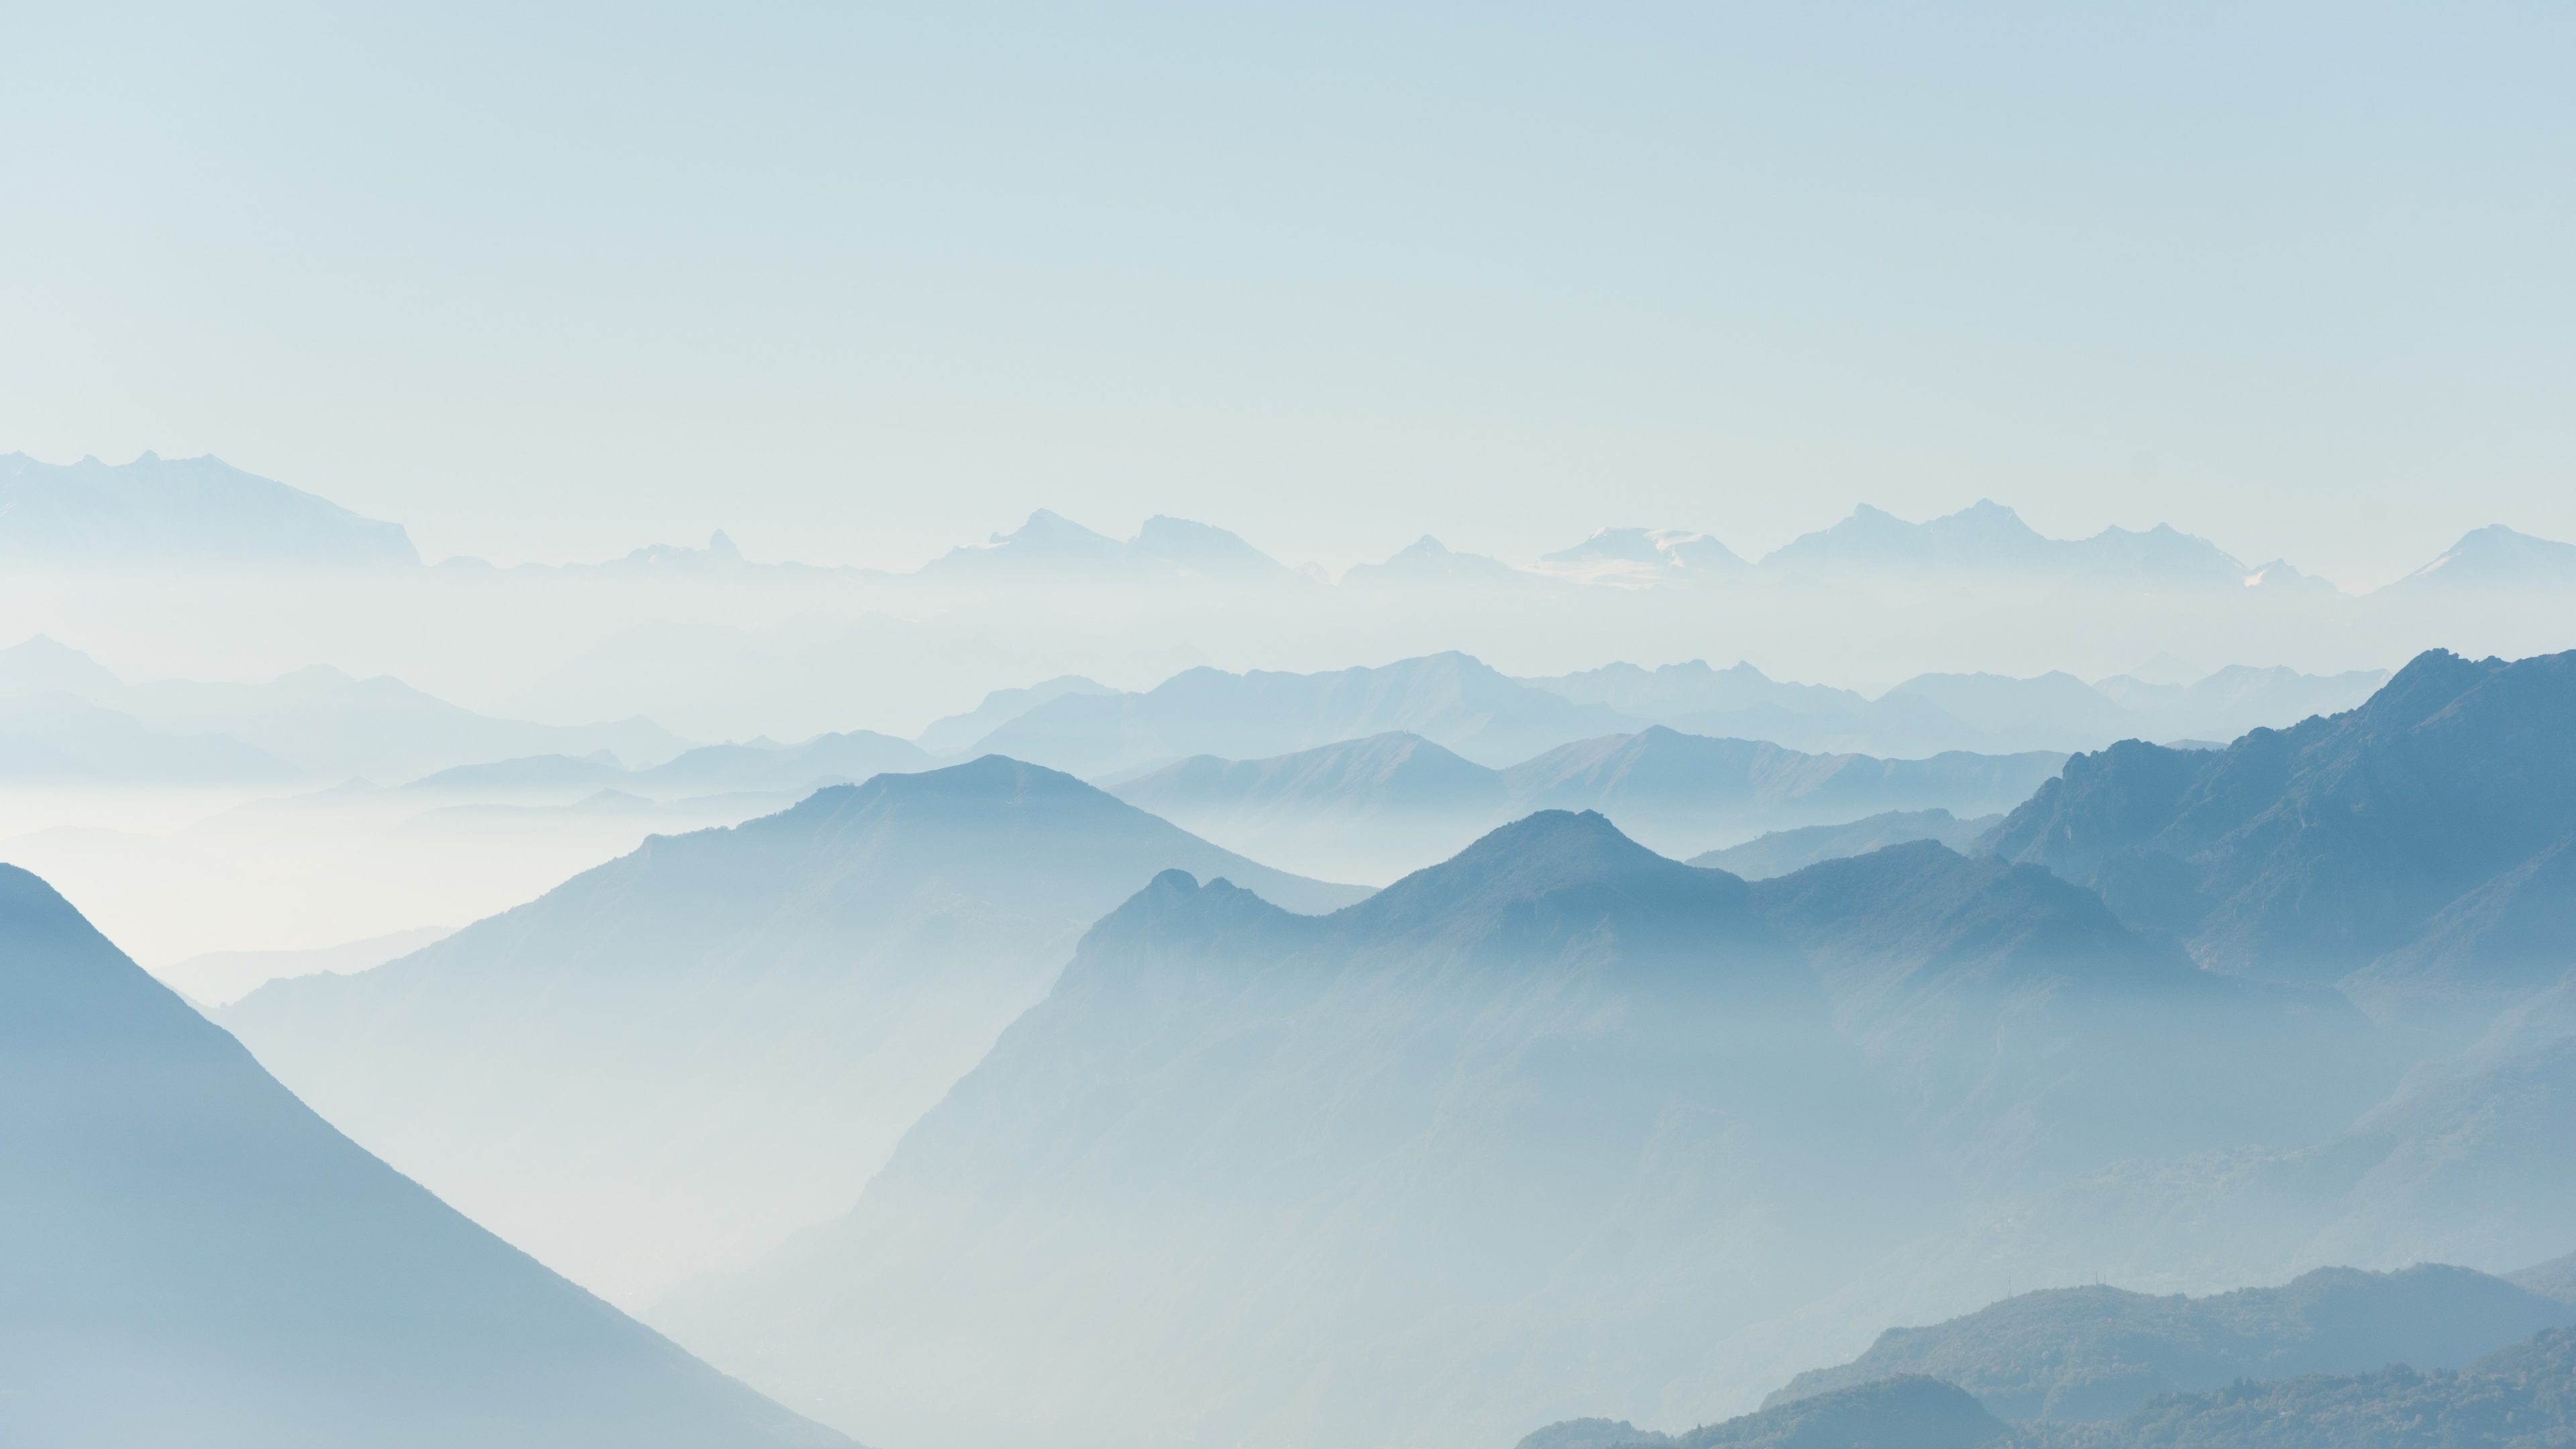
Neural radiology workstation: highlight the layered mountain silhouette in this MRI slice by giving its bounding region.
[0,452,420,569]
[916,510,1298,584]
[1747,842,2385,1184]
[664,812,2393,1449]
[974,651,1635,775]
[0,636,686,784]
[1754,501,2328,594]
[223,757,1365,1306]
[0,864,846,1449]
[404,730,930,804]
[1765,1266,2573,1423]
[666,812,1935,1449]
[1112,727,2060,879]
[1984,649,2576,1013]
[1505,728,2062,859]
[1690,809,1998,880]
[1525,657,2385,759]
[1108,731,1510,880]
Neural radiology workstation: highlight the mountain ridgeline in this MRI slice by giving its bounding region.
[660,808,2400,1449]
[222,757,1367,1307]
[0,865,845,1449]
[1111,724,2064,879]
[1984,648,2576,1021]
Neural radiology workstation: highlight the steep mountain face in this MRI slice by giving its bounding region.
[0,451,419,568]
[1505,727,2063,859]
[1984,650,2576,1002]
[1765,1267,2573,1423]
[223,757,1365,1307]
[0,865,846,1449]
[1110,732,1509,881]
[665,813,1937,1449]
[1690,810,1998,881]
[1748,844,2387,1184]
[973,651,1634,775]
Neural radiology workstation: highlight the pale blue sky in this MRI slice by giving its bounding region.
[3,2,2570,584]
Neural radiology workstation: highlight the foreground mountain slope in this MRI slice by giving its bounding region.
[1766,1266,2573,1422]
[1984,649,2576,1005]
[225,757,1364,1307]
[667,812,1936,1449]
[2029,1324,2576,1448]
[0,865,846,1449]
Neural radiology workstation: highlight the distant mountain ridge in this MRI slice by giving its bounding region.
[0,636,686,784]
[1112,726,2063,877]
[0,452,418,568]
[1752,500,2332,594]
[917,509,1298,584]
[1690,810,1997,880]
[15,455,2576,613]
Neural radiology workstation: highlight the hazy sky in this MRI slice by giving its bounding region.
[4,3,2570,585]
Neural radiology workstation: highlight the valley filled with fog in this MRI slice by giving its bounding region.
[11,7,2576,1441]
[9,451,2576,1448]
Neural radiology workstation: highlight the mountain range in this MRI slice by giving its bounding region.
[1984,649,2576,1018]
[0,452,418,569]
[0,863,845,1448]
[1109,728,2063,878]
[222,757,1366,1307]
[948,652,2387,780]
[1689,809,1998,879]
[18,454,2576,604]
[0,635,685,784]
[660,810,2399,1449]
